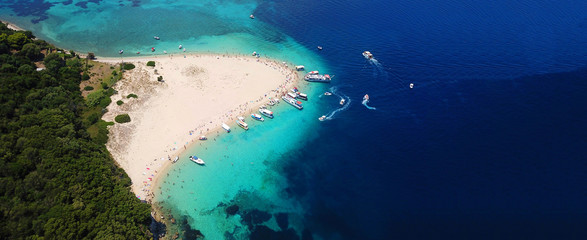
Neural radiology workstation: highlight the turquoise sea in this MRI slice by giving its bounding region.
[3,0,587,239]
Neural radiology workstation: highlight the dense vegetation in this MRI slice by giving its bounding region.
[115,114,131,123]
[127,93,138,99]
[146,61,155,67]
[0,22,152,239]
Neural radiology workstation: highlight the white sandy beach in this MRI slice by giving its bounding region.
[100,54,298,201]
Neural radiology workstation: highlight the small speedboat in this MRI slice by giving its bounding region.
[324,92,332,96]
[251,113,264,122]
[238,116,245,122]
[119,50,124,54]
[154,36,160,40]
[267,100,276,106]
[317,46,323,50]
[183,48,186,52]
[363,94,369,101]
[190,156,205,165]
[410,83,414,89]
[250,14,255,19]
[173,156,179,163]
[136,52,140,54]
[179,45,183,49]
[295,65,305,71]
[163,50,167,54]
[319,115,326,121]
[199,136,207,140]
[340,99,345,105]
[151,47,155,52]
[222,123,231,132]
[362,51,373,59]
[252,51,257,56]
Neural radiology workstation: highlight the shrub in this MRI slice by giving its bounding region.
[115,114,131,123]
[83,85,94,91]
[116,100,124,106]
[101,82,108,89]
[82,73,90,80]
[98,97,112,108]
[146,61,155,67]
[87,112,100,124]
[127,93,138,99]
[112,70,117,76]
[122,63,135,70]
[157,76,163,82]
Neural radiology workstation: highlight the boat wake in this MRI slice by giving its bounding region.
[369,59,389,80]
[320,87,351,121]
[362,98,376,110]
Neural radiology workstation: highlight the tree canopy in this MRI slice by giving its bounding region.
[0,22,152,239]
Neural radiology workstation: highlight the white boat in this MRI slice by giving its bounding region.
[199,136,207,140]
[183,48,186,52]
[324,92,332,96]
[222,123,231,132]
[317,46,323,50]
[119,49,124,54]
[173,156,179,163]
[252,51,257,56]
[190,156,205,165]
[340,99,345,105]
[236,119,249,130]
[250,14,255,19]
[363,94,369,101]
[237,116,245,122]
[298,93,308,100]
[304,71,332,83]
[163,50,167,54]
[282,95,303,110]
[287,92,297,99]
[179,45,183,49]
[410,83,414,89]
[259,109,274,118]
[295,65,305,71]
[251,113,264,121]
[319,115,326,121]
[154,36,160,40]
[267,100,276,106]
[362,51,373,59]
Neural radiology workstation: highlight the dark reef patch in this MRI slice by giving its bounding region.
[226,204,240,216]
[6,0,54,24]
[241,209,271,230]
[250,226,299,240]
[275,212,289,230]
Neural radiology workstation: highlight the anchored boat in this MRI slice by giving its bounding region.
[304,71,332,83]
[222,123,231,132]
[251,113,264,122]
[282,95,303,110]
[236,119,249,130]
[259,108,274,118]
[190,156,205,165]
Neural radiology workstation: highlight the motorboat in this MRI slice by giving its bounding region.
[363,94,369,101]
[154,36,160,40]
[163,50,167,54]
[251,113,264,122]
[410,83,414,89]
[298,93,308,100]
[136,52,140,54]
[282,95,303,110]
[259,108,274,118]
[119,50,124,54]
[340,99,345,105]
[179,45,183,49]
[183,48,186,52]
[304,71,332,83]
[250,14,255,19]
[362,51,373,59]
[173,156,179,163]
[236,119,249,130]
[190,156,205,165]
[319,115,326,121]
[317,46,323,50]
[222,123,231,132]
[267,100,276,106]
[238,116,245,122]
[295,65,305,71]
[287,92,297,99]
[324,92,332,96]
[199,136,207,140]
[151,47,155,52]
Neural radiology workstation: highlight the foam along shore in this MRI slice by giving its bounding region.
[100,54,298,201]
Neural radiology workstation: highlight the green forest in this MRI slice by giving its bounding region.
[0,22,152,239]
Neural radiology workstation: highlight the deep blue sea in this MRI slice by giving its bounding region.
[3,0,587,239]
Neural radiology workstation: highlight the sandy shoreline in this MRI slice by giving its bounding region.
[100,53,299,203]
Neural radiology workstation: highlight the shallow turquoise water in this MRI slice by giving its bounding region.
[2,0,333,238]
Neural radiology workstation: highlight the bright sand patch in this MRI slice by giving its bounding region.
[100,54,298,201]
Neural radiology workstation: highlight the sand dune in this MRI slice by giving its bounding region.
[100,54,298,201]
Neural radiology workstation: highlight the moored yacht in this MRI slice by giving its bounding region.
[295,65,305,71]
[362,51,373,59]
[259,108,274,118]
[251,113,264,121]
[154,36,160,40]
[282,95,303,110]
[222,123,231,132]
[340,99,345,105]
[179,44,183,49]
[190,156,205,165]
[304,71,332,83]
[236,119,249,130]
[199,136,207,140]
